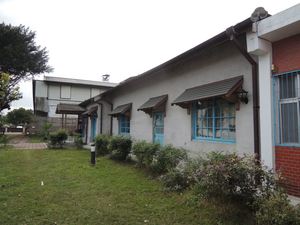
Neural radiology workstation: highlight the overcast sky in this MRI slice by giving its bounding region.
[0,0,299,111]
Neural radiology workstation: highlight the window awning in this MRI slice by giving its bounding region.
[171,76,244,108]
[138,95,168,116]
[108,103,132,117]
[82,106,98,117]
[56,103,85,115]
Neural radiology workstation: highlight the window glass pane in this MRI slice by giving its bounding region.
[194,100,235,141]
[119,115,130,134]
[281,102,298,143]
[279,75,297,99]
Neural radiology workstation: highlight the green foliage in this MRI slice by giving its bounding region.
[256,191,300,225]
[41,122,52,140]
[74,133,83,149]
[109,135,132,161]
[0,73,22,112]
[0,23,52,112]
[160,158,203,191]
[48,129,68,149]
[151,145,187,175]
[193,152,277,207]
[0,134,8,146]
[95,135,111,156]
[132,141,160,168]
[6,107,33,126]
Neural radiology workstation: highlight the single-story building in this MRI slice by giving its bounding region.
[81,17,256,156]
[75,4,300,196]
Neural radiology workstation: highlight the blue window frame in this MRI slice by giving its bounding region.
[118,114,130,135]
[192,99,236,143]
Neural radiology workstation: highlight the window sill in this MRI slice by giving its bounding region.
[192,138,236,144]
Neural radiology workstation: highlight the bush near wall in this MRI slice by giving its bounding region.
[48,129,68,149]
[159,151,300,224]
[151,145,187,175]
[95,135,111,156]
[109,135,132,161]
[132,141,160,168]
[74,133,84,149]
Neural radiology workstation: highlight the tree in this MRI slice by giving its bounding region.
[6,108,33,127]
[0,72,22,111]
[0,23,52,111]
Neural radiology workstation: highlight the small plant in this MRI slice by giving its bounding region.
[0,134,8,147]
[95,135,111,156]
[74,133,83,149]
[151,145,187,175]
[41,122,52,140]
[48,129,68,149]
[132,141,160,168]
[109,135,132,161]
[255,191,300,225]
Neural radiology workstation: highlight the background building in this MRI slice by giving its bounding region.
[32,76,117,131]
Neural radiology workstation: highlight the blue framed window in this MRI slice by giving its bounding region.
[192,99,236,142]
[118,114,130,135]
[273,70,300,146]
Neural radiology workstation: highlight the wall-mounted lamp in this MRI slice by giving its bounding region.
[237,90,248,104]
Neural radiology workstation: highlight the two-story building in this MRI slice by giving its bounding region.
[32,76,117,131]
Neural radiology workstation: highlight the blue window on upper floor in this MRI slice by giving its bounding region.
[192,99,236,143]
[118,114,130,135]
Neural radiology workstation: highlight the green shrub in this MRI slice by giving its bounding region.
[109,135,132,161]
[74,133,83,149]
[95,135,111,156]
[160,158,203,191]
[48,129,68,149]
[256,191,300,225]
[0,134,8,147]
[41,122,52,140]
[132,141,160,167]
[151,145,187,175]
[193,152,277,207]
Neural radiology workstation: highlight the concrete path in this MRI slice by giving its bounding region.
[7,134,47,149]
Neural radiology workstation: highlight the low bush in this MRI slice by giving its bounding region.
[109,135,132,161]
[160,158,203,191]
[255,191,300,225]
[48,129,68,149]
[193,152,277,207]
[151,145,187,175]
[41,122,52,140]
[132,141,160,168]
[0,135,8,147]
[74,133,83,149]
[95,135,111,156]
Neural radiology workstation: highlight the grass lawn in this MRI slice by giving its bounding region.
[0,149,254,225]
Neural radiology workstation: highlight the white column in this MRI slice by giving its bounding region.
[247,31,274,168]
[258,46,275,169]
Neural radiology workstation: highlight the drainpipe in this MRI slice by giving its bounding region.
[226,27,260,160]
[97,103,103,134]
[109,103,113,136]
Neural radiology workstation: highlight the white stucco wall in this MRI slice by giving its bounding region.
[107,42,254,156]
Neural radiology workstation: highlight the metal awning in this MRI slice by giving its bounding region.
[138,95,168,116]
[172,76,243,106]
[108,103,132,116]
[56,103,85,114]
[138,95,168,111]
